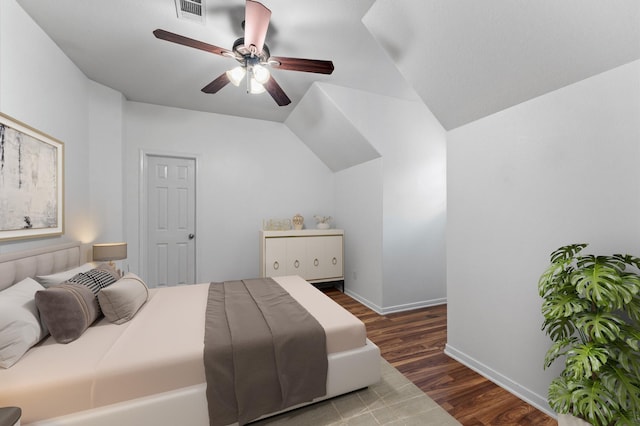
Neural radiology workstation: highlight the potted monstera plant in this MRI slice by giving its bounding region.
[538,244,640,426]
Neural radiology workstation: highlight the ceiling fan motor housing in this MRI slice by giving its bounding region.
[232,37,270,65]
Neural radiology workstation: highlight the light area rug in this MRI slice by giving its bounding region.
[251,359,461,425]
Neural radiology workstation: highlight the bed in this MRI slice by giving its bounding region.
[0,242,380,425]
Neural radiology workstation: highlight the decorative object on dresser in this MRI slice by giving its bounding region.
[259,229,344,287]
[292,213,304,230]
[92,242,128,267]
[0,112,64,241]
[314,215,332,229]
[262,218,292,231]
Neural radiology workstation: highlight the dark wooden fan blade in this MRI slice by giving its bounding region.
[270,56,334,74]
[263,77,291,106]
[244,0,271,54]
[201,73,231,94]
[153,29,231,57]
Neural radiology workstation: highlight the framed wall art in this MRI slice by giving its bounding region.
[0,112,64,241]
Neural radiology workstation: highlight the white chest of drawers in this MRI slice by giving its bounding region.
[259,229,344,283]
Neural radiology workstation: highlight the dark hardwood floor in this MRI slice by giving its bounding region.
[322,288,557,426]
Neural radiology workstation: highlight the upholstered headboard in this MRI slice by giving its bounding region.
[0,242,82,291]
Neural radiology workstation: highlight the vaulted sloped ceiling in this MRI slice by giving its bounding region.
[16,0,640,130]
[16,0,416,123]
[363,0,640,130]
[285,84,380,172]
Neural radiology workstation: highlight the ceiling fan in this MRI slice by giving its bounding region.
[154,0,334,106]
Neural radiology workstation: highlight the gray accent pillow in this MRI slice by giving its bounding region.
[35,284,101,344]
[98,273,149,324]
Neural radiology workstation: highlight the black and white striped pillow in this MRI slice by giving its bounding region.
[65,264,120,296]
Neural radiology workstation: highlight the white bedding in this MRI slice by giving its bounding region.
[0,275,368,424]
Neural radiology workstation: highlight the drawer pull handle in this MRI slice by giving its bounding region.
[294,260,300,268]
[332,257,337,265]
[314,258,319,266]
[273,261,279,270]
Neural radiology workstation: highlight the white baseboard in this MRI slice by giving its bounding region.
[444,343,556,419]
[344,292,555,418]
[379,298,447,315]
[344,290,446,315]
[344,290,383,313]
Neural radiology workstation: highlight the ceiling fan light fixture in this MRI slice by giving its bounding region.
[249,78,266,94]
[153,0,334,106]
[226,66,246,86]
[252,64,270,84]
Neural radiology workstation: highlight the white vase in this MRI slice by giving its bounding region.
[557,414,591,426]
[316,222,330,229]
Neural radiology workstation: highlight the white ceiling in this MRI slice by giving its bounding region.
[16,0,640,129]
[365,0,640,129]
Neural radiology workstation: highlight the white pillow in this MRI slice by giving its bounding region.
[36,262,95,287]
[0,277,48,368]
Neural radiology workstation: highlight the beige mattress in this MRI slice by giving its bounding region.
[0,276,365,424]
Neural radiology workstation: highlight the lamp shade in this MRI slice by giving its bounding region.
[226,66,246,87]
[252,65,270,84]
[93,242,127,262]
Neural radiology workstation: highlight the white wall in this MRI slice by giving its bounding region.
[446,60,640,414]
[320,84,447,312]
[124,101,336,284]
[0,0,91,257]
[335,158,384,308]
[0,1,128,260]
[88,82,125,245]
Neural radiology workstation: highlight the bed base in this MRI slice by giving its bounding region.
[27,339,381,426]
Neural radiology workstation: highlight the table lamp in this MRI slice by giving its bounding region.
[92,242,127,267]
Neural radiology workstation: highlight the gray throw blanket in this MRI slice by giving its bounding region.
[204,278,328,426]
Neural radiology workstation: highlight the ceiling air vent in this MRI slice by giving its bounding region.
[175,0,205,24]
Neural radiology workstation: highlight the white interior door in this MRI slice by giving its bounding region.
[146,155,196,287]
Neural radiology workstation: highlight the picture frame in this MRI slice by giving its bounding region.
[0,112,64,241]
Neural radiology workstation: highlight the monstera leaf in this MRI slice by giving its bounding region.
[625,294,640,322]
[541,245,640,425]
[565,343,609,379]
[575,312,624,343]
[571,380,618,426]
[542,293,589,319]
[619,272,640,303]
[544,337,575,368]
[542,316,576,342]
[600,367,640,413]
[613,254,640,271]
[571,258,624,310]
[538,244,587,297]
[548,375,575,414]
[551,244,589,264]
[612,411,640,426]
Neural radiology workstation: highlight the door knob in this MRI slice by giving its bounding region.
[188,233,195,240]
